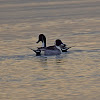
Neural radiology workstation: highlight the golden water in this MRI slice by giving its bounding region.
[0,0,100,100]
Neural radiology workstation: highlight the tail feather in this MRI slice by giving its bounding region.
[66,46,72,50]
[28,47,41,56]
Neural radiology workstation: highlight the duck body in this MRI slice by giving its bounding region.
[38,46,61,56]
[34,39,63,56]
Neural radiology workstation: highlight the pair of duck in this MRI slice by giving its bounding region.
[31,34,71,56]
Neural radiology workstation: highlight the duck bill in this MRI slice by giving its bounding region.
[36,40,40,43]
[61,44,66,47]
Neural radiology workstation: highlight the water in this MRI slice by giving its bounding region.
[0,0,100,100]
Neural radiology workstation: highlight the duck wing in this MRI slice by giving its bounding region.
[46,45,56,50]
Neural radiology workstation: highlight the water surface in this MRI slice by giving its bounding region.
[0,0,100,100]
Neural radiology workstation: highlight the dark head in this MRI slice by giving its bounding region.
[55,39,63,46]
[36,34,46,47]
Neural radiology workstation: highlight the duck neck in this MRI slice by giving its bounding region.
[56,46,62,53]
[42,40,46,47]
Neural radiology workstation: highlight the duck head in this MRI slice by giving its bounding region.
[55,39,63,46]
[36,34,46,47]
[55,39,68,52]
[55,39,63,52]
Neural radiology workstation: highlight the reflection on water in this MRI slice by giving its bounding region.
[0,0,100,100]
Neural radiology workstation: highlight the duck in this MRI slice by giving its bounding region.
[33,39,64,56]
[36,34,70,52]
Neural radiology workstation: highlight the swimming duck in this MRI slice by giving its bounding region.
[36,34,70,52]
[34,39,63,56]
